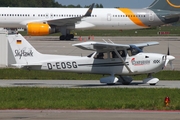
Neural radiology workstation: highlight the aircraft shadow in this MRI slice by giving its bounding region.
[74,82,145,88]
[38,38,78,41]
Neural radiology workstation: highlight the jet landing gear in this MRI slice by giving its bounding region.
[143,74,159,86]
[59,29,74,40]
[59,34,74,40]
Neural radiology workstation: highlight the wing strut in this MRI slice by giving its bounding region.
[114,48,134,73]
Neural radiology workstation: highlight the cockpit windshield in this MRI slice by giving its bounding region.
[128,45,143,56]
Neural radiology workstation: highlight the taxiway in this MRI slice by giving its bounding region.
[0,80,179,88]
[0,110,180,120]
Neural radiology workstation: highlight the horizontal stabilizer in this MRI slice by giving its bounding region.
[163,13,180,19]
[11,64,42,69]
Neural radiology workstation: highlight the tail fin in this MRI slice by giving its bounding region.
[8,34,42,65]
[148,0,180,11]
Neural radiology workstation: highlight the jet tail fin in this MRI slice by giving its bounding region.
[8,34,42,65]
[84,3,95,17]
[148,0,180,11]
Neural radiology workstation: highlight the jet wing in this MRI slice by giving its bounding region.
[47,3,95,26]
[73,41,159,52]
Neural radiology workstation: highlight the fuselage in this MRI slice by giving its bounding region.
[36,52,166,76]
[0,7,174,30]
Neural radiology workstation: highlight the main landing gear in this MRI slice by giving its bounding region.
[59,34,74,40]
[100,75,133,85]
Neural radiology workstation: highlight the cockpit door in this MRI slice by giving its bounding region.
[149,11,154,21]
[107,14,111,21]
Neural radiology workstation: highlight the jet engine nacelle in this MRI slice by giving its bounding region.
[27,23,56,36]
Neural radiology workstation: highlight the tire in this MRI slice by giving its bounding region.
[65,35,71,40]
[150,83,156,86]
[70,34,74,39]
[122,81,131,85]
[59,35,66,40]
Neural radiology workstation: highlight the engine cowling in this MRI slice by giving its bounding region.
[27,23,56,36]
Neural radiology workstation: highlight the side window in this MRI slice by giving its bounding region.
[128,48,138,56]
[119,50,126,57]
[111,50,126,58]
[94,52,108,59]
[127,49,133,56]
[111,51,118,58]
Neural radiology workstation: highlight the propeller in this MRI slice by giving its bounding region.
[165,45,175,70]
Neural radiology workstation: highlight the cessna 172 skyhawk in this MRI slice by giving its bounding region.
[8,34,175,85]
[0,0,180,40]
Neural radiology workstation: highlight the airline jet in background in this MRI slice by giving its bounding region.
[0,0,180,40]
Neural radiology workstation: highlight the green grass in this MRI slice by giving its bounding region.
[0,87,179,110]
[19,26,180,36]
[0,68,180,110]
[0,68,180,80]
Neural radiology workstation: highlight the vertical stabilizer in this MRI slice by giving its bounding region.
[8,34,42,65]
[148,0,180,11]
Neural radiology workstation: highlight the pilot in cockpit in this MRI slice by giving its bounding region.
[129,45,143,56]
[97,52,104,59]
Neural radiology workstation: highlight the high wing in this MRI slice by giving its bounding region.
[73,41,159,74]
[131,41,159,49]
[73,41,130,52]
[47,3,95,26]
[73,41,159,52]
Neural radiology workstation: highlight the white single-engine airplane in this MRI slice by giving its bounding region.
[1,0,180,40]
[8,34,175,85]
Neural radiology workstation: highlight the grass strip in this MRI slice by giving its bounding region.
[0,68,180,80]
[19,26,180,36]
[0,87,179,110]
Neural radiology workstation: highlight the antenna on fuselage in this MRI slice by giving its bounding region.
[108,39,114,44]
